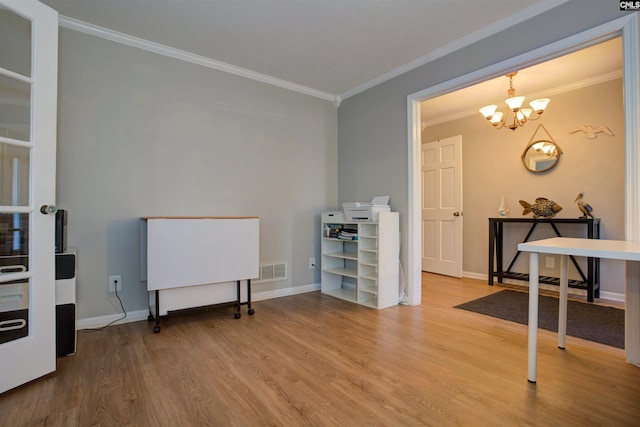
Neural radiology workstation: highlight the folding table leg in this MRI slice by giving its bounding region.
[558,255,569,349]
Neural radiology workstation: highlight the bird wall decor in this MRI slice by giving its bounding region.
[574,192,594,218]
[569,124,614,139]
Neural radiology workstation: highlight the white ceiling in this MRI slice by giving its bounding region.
[38,0,567,99]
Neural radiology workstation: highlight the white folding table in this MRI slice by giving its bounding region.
[518,237,640,383]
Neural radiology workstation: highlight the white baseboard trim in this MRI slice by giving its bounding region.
[462,271,625,303]
[252,282,321,301]
[77,283,322,330]
[462,271,485,281]
[599,291,625,303]
[77,309,150,330]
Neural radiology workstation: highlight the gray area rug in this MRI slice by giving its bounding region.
[454,289,624,349]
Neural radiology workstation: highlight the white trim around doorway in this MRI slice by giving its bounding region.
[406,14,639,306]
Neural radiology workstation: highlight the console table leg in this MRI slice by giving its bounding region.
[488,220,495,285]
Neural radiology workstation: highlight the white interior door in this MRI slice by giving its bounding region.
[0,0,58,394]
[422,135,462,277]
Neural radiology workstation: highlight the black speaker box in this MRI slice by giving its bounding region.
[55,210,67,254]
[56,304,75,357]
[55,252,75,280]
[55,250,76,357]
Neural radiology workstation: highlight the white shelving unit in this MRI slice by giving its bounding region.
[320,211,399,309]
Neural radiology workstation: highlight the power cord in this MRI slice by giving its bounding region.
[87,278,127,331]
[311,263,321,272]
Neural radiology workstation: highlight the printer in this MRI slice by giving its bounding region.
[343,196,391,222]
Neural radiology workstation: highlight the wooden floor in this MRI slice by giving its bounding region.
[2,273,639,426]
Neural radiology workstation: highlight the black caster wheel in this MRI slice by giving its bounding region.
[234,312,241,319]
[153,325,161,333]
[248,308,255,315]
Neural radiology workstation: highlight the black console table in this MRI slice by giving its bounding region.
[488,217,600,301]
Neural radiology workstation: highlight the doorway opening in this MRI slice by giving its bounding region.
[405,15,639,306]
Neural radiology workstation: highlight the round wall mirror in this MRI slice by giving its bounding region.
[521,139,563,173]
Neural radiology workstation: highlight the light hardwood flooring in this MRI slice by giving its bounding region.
[1,273,639,426]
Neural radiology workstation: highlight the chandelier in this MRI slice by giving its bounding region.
[479,71,550,131]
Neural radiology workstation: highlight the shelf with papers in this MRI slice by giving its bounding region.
[320,212,399,309]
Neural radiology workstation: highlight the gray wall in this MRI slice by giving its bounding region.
[337,0,625,294]
[55,1,629,320]
[56,28,338,320]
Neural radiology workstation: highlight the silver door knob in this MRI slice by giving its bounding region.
[453,211,461,217]
[40,205,57,215]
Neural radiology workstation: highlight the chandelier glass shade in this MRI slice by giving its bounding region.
[479,72,550,131]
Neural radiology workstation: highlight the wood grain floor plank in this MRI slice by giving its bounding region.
[1,273,639,426]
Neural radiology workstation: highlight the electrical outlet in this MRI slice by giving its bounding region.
[308,257,315,270]
[545,256,555,269]
[109,275,122,293]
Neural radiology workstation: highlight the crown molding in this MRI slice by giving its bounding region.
[58,15,339,104]
[57,1,570,106]
[339,0,572,101]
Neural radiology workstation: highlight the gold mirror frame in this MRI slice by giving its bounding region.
[521,139,563,173]
[521,124,563,173]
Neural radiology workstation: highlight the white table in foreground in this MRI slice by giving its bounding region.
[518,237,640,383]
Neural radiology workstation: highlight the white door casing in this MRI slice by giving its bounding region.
[0,0,58,394]
[407,16,639,307]
[421,135,463,277]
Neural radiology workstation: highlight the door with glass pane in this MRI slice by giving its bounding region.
[0,0,58,394]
